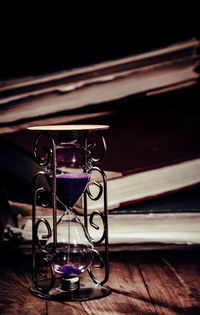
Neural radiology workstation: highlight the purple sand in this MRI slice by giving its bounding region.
[56,173,90,208]
[58,264,82,276]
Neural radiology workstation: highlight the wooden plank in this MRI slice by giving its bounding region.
[162,250,200,304]
[1,250,200,314]
[47,252,155,314]
[0,254,47,315]
[86,252,155,314]
[137,251,200,314]
[47,301,84,315]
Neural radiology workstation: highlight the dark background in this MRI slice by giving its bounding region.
[1,5,199,80]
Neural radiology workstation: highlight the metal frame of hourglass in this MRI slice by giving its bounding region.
[27,125,111,301]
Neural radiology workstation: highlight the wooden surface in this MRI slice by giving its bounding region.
[0,249,200,314]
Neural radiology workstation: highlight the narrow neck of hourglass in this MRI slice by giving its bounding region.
[63,207,76,220]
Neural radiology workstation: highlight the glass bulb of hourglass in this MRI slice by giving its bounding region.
[46,212,94,277]
[46,131,93,279]
[56,172,90,210]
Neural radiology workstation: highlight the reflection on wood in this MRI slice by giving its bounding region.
[0,250,200,314]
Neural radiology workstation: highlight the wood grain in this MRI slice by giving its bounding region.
[137,251,200,314]
[0,250,200,314]
[0,254,46,315]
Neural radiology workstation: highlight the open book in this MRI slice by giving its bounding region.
[7,186,200,253]
[76,158,200,213]
[1,38,200,215]
[74,92,200,213]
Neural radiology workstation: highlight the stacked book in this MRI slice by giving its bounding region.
[0,38,199,132]
[1,38,200,250]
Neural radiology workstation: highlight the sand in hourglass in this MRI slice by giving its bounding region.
[55,172,90,276]
[56,173,90,209]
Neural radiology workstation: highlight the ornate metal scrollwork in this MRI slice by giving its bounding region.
[83,131,109,285]
[86,130,107,164]
[32,133,57,292]
[31,127,110,293]
[35,218,52,253]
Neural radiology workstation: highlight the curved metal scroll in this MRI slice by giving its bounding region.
[83,131,109,285]
[32,132,57,292]
[85,130,107,166]
[35,218,52,253]
[34,131,53,166]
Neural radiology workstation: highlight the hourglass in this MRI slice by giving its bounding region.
[46,130,93,290]
[28,125,111,301]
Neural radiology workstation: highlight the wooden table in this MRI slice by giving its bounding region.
[0,249,200,314]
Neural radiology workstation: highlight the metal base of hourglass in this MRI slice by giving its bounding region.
[30,277,111,301]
